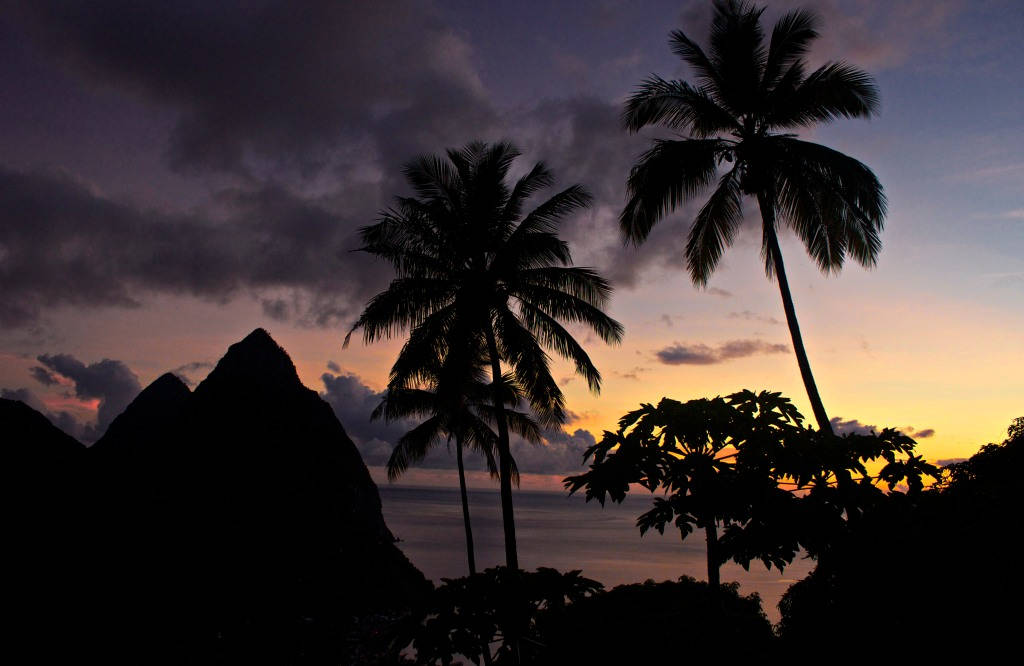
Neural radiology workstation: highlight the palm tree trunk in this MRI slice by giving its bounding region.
[704,521,720,590]
[484,326,519,571]
[455,435,477,575]
[757,193,834,435]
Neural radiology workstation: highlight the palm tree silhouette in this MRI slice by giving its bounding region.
[373,345,540,575]
[620,0,886,433]
[347,141,623,569]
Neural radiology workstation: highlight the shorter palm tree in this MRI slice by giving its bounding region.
[374,344,540,575]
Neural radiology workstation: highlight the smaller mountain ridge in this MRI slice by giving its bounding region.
[91,372,190,455]
[1,397,85,462]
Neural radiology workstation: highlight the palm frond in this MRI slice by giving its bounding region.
[685,166,743,286]
[621,138,725,245]
[512,184,593,238]
[669,28,725,95]
[622,76,739,136]
[707,0,767,115]
[515,266,614,308]
[511,281,624,346]
[344,279,454,347]
[403,153,462,206]
[773,137,886,271]
[387,416,445,481]
[519,302,603,393]
[761,8,819,90]
[493,308,565,426]
[502,161,554,223]
[768,61,879,129]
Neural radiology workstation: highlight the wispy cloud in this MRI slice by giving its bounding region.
[728,311,781,326]
[655,339,788,366]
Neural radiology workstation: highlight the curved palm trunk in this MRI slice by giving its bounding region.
[484,326,519,571]
[757,193,834,435]
[455,435,477,575]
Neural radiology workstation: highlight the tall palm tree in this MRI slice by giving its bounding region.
[374,346,540,575]
[620,0,886,433]
[347,141,624,570]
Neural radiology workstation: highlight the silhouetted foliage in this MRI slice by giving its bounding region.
[565,390,940,588]
[779,416,1024,652]
[539,577,774,663]
[394,567,603,665]
[620,0,887,432]
[347,141,623,574]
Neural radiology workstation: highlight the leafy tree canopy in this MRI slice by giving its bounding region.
[565,390,941,577]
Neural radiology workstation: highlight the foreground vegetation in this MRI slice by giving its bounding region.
[389,415,1022,663]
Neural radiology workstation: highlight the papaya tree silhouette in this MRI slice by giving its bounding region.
[565,390,940,589]
[374,344,540,575]
[620,0,886,433]
[347,141,623,572]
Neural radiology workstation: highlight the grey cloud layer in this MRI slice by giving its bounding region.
[16,1,493,176]
[1,353,143,442]
[7,0,949,330]
[0,167,388,328]
[655,339,789,365]
[0,1,740,330]
[34,353,141,442]
[830,416,935,439]
[319,370,593,475]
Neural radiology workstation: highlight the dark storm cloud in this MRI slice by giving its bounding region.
[15,0,495,176]
[1,2,774,331]
[655,339,788,366]
[0,167,386,328]
[35,353,141,441]
[512,96,699,288]
[29,365,59,386]
[831,416,936,440]
[319,371,411,466]
[515,426,597,474]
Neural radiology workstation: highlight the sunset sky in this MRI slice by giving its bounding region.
[1,0,1021,486]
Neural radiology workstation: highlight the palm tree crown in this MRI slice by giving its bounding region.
[620,0,886,432]
[347,141,623,569]
[374,343,539,576]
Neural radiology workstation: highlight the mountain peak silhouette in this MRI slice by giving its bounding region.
[195,327,301,397]
[92,372,190,453]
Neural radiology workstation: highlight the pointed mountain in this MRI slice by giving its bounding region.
[1,397,85,462]
[91,372,191,456]
[195,327,302,398]
[86,328,427,662]
[3,399,90,660]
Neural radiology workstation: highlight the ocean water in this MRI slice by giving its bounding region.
[379,485,813,622]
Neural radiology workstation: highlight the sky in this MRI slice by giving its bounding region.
[1,0,1021,487]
